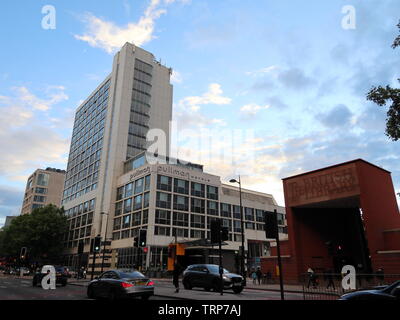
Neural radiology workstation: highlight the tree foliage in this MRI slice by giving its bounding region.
[0,205,68,262]
[366,21,400,141]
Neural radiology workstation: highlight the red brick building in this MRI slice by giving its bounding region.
[261,159,400,283]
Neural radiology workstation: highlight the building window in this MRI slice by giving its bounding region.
[191,198,205,214]
[115,202,123,216]
[245,208,254,221]
[154,226,170,236]
[87,213,93,225]
[234,234,242,242]
[35,187,47,194]
[83,201,89,213]
[143,192,150,208]
[134,195,142,210]
[142,209,148,225]
[155,209,171,225]
[113,232,120,240]
[207,186,218,200]
[220,203,231,218]
[157,175,172,191]
[173,212,189,227]
[190,229,205,239]
[222,219,232,231]
[135,178,144,194]
[122,215,131,229]
[121,230,130,239]
[117,186,124,200]
[174,178,189,195]
[37,173,50,186]
[256,223,265,231]
[172,228,188,238]
[33,195,46,203]
[256,209,265,222]
[173,195,189,211]
[125,183,133,198]
[207,201,219,216]
[190,214,205,229]
[246,222,255,230]
[89,199,96,211]
[233,205,241,219]
[234,220,242,233]
[132,212,141,226]
[156,192,171,209]
[113,218,121,230]
[191,182,205,198]
[277,213,285,225]
[124,198,132,214]
[144,175,151,191]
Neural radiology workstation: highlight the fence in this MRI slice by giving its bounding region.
[301,273,400,300]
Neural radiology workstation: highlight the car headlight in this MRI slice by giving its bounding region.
[222,275,230,281]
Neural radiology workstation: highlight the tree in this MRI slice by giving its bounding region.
[0,205,68,263]
[366,21,400,141]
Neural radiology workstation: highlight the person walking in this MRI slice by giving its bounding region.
[307,267,317,288]
[251,270,257,284]
[256,267,262,285]
[173,262,182,293]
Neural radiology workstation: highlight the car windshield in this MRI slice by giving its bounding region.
[118,270,145,279]
[206,265,229,274]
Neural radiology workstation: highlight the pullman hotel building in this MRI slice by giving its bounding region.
[61,43,287,273]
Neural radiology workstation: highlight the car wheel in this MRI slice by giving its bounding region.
[232,286,243,294]
[183,280,192,290]
[87,287,95,299]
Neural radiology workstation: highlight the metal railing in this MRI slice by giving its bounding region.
[301,273,400,300]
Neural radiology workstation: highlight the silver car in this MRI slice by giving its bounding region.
[87,269,154,300]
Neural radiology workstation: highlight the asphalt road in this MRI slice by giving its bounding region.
[0,276,176,300]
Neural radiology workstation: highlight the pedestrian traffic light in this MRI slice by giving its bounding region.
[93,236,101,253]
[264,211,278,239]
[210,219,221,243]
[133,237,139,248]
[221,227,229,242]
[139,229,147,247]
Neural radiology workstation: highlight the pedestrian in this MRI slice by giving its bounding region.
[376,268,384,286]
[172,262,182,293]
[256,267,262,285]
[307,267,317,288]
[251,270,257,284]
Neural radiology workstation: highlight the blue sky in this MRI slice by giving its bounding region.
[0,0,399,226]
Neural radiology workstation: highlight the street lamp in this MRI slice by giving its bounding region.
[229,176,246,285]
[100,212,109,273]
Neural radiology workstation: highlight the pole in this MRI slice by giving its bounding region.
[239,176,246,285]
[91,250,96,281]
[100,213,109,273]
[275,210,285,300]
[219,222,223,296]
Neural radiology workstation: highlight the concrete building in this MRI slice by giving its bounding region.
[21,168,66,215]
[3,216,17,228]
[61,43,287,273]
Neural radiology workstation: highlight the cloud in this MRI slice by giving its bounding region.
[240,103,270,118]
[177,83,231,111]
[316,104,353,128]
[0,186,23,222]
[170,70,182,84]
[75,0,189,53]
[277,67,315,90]
[246,65,279,77]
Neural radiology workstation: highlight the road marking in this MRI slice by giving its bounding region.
[0,286,7,289]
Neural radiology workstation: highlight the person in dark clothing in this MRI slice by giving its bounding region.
[256,268,262,285]
[173,262,182,293]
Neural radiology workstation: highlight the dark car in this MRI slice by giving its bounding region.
[339,281,400,300]
[87,269,154,300]
[32,265,69,287]
[182,264,244,294]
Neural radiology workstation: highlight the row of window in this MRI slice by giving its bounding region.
[115,193,150,216]
[65,199,96,217]
[69,212,94,230]
[157,175,218,200]
[113,210,149,230]
[112,226,148,241]
[117,176,151,200]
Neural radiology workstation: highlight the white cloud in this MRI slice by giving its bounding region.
[178,83,231,111]
[75,0,190,53]
[246,65,279,76]
[171,70,182,84]
[240,103,270,117]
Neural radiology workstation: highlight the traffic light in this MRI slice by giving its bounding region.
[264,211,278,239]
[91,236,101,253]
[133,237,139,248]
[139,229,147,247]
[210,219,221,243]
[221,227,229,242]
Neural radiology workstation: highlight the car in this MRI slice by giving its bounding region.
[32,265,69,287]
[182,264,244,294]
[87,269,154,300]
[18,267,30,276]
[339,280,400,300]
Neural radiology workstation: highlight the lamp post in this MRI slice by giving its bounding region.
[100,212,109,273]
[229,176,246,285]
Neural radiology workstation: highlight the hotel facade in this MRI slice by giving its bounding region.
[61,43,287,273]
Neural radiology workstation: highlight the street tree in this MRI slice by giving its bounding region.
[366,21,400,141]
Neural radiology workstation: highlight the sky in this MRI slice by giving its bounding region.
[0,0,399,226]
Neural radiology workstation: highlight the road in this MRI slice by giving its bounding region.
[0,276,175,300]
[0,276,305,300]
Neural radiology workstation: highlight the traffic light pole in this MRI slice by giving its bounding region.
[276,232,285,300]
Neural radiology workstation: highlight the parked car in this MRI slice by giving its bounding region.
[339,280,400,300]
[32,265,69,287]
[182,264,244,294]
[87,269,154,300]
